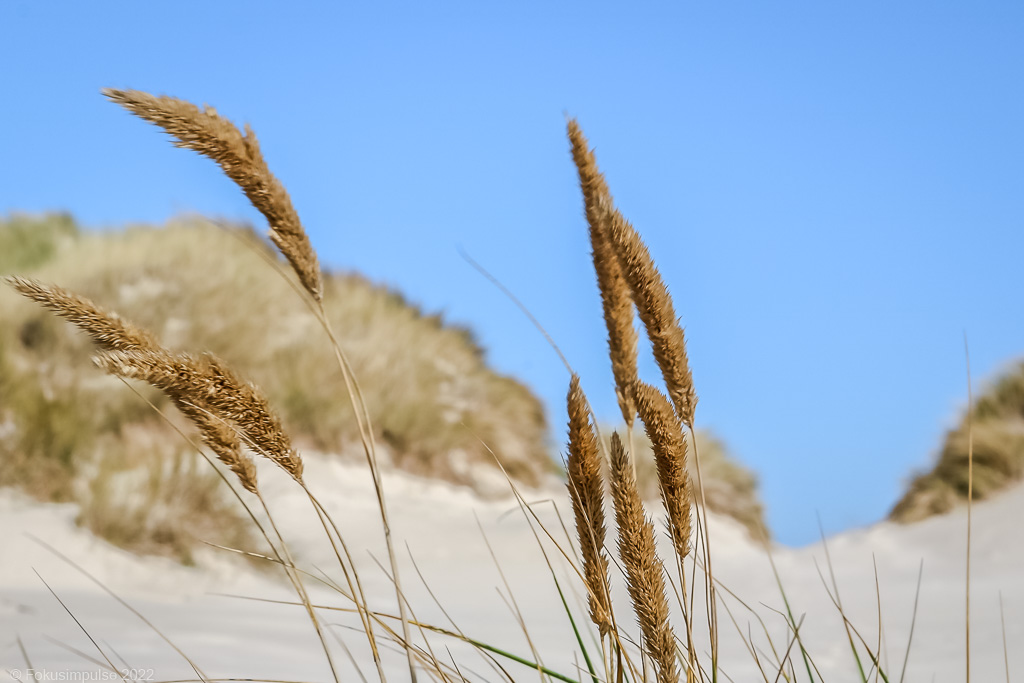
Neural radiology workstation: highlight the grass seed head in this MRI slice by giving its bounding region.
[95,348,301,485]
[566,374,612,636]
[609,210,697,428]
[5,276,159,352]
[634,380,693,561]
[567,120,639,426]
[608,431,680,683]
[104,88,323,302]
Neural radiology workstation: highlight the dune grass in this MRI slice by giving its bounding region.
[0,212,556,559]
[4,88,985,682]
[891,360,1024,522]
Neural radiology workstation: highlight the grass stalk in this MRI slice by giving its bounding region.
[34,571,133,683]
[815,514,867,682]
[999,591,1009,683]
[964,334,973,683]
[687,426,718,682]
[897,560,924,683]
[760,533,815,683]
[312,300,416,681]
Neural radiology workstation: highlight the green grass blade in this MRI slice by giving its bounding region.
[548,570,600,683]
[762,540,815,683]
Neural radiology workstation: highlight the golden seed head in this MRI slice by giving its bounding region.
[104,88,323,302]
[567,121,640,425]
[5,276,159,352]
[633,380,693,561]
[566,375,612,636]
[96,348,302,484]
[608,431,680,683]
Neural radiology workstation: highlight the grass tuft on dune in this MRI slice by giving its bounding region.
[892,360,1024,522]
[0,213,554,559]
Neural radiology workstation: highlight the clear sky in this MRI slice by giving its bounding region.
[2,1,1022,546]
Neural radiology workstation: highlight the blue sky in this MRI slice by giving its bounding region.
[2,1,1023,545]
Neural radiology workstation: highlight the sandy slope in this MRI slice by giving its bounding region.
[2,454,1021,682]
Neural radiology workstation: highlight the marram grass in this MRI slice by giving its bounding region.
[5,90,986,683]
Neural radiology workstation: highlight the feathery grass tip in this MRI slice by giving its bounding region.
[609,210,697,427]
[567,120,639,426]
[563,121,697,427]
[5,277,263,493]
[5,276,158,352]
[103,88,323,302]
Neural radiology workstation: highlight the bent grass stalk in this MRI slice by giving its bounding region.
[33,541,206,682]
[369,554,464,683]
[126,379,347,683]
[5,286,348,681]
[105,88,416,682]
[213,214,415,681]
[220,213,417,682]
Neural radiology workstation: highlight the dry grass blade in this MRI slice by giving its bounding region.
[566,375,613,638]
[566,120,639,426]
[608,432,679,683]
[32,540,208,682]
[103,88,322,301]
[95,348,301,483]
[633,381,692,563]
[107,382,343,683]
[34,570,132,682]
[771,615,806,683]
[474,512,547,682]
[5,276,158,351]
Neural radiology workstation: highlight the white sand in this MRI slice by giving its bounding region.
[2,454,1020,682]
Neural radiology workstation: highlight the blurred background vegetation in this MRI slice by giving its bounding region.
[891,363,1024,522]
[0,214,556,561]
[7,212,1017,559]
[0,214,779,560]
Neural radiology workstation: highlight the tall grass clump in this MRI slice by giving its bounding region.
[7,89,922,683]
